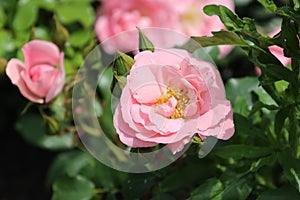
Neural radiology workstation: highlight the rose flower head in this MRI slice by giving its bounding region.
[113,49,234,154]
[6,40,65,104]
[95,0,235,56]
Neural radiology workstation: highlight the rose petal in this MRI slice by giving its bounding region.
[199,111,234,140]
[167,136,191,154]
[133,50,183,70]
[197,100,231,131]
[120,86,158,136]
[46,53,65,103]
[148,109,184,133]
[22,40,60,69]
[155,96,177,117]
[137,118,198,143]
[21,64,58,98]
[132,84,163,104]
[114,105,157,147]
[6,59,43,103]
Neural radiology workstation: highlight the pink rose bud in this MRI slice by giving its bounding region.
[113,49,235,154]
[6,40,65,104]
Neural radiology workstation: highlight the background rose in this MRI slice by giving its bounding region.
[95,0,235,55]
[268,28,291,66]
[113,49,234,154]
[6,40,65,104]
[255,28,292,76]
[95,0,177,53]
[172,0,235,57]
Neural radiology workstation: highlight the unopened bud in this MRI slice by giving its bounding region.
[52,15,69,48]
[112,50,134,88]
[0,57,7,75]
[137,27,154,52]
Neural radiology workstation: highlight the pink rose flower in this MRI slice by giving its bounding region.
[172,0,235,57]
[95,0,235,56]
[113,49,234,154]
[268,28,291,66]
[255,28,291,76]
[6,40,65,104]
[95,0,178,53]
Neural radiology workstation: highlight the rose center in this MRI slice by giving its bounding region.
[155,87,190,119]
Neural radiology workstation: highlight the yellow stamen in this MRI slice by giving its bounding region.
[155,87,190,119]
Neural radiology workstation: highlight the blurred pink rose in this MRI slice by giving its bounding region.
[113,49,234,154]
[95,0,177,53]
[255,28,291,76]
[6,40,65,104]
[95,0,235,56]
[172,0,235,57]
[268,28,291,66]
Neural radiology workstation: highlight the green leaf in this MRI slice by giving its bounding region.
[12,0,38,31]
[278,149,300,192]
[55,3,94,27]
[225,77,259,115]
[263,64,298,86]
[188,178,223,200]
[213,145,273,160]
[15,114,74,151]
[34,0,56,10]
[52,175,95,200]
[70,30,91,48]
[221,177,252,200]
[122,174,155,199]
[159,160,216,192]
[192,46,219,62]
[274,80,289,93]
[203,5,243,31]
[248,101,278,117]
[257,0,277,12]
[91,161,125,189]
[281,18,300,58]
[151,193,176,200]
[257,186,300,200]
[274,107,290,136]
[138,27,155,52]
[226,77,259,105]
[191,31,249,48]
[0,30,16,56]
[46,150,94,187]
[0,5,6,28]
[290,168,300,192]
[249,153,277,172]
[33,26,51,40]
[293,0,300,10]
[233,113,257,139]
[188,177,252,200]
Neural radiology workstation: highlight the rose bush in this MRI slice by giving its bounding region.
[113,49,234,154]
[95,0,234,55]
[6,40,65,104]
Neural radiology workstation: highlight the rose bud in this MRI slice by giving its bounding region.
[6,40,65,104]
